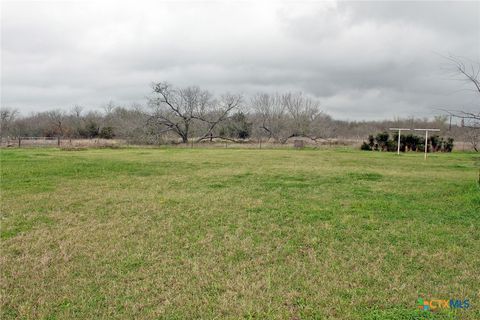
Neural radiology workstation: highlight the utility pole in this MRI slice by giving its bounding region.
[414,129,440,160]
[389,128,410,155]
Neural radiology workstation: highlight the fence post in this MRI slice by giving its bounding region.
[18,137,21,147]
[57,136,60,146]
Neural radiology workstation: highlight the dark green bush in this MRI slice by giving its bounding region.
[361,142,372,151]
[368,135,375,148]
[375,132,390,151]
[430,135,441,152]
[444,137,454,152]
[361,132,454,153]
[219,112,252,139]
[78,121,99,138]
[99,126,115,139]
[386,139,397,152]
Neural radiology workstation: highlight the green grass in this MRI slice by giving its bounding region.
[1,147,479,319]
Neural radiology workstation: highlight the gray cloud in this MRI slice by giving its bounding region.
[1,0,479,120]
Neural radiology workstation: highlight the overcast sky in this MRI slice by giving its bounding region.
[1,0,479,120]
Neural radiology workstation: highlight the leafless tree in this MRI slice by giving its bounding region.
[46,110,67,138]
[251,93,288,142]
[103,101,116,115]
[148,82,211,143]
[252,92,328,143]
[283,92,330,142]
[149,82,240,143]
[71,105,84,118]
[109,105,152,143]
[448,56,480,94]
[443,56,480,151]
[195,93,242,142]
[0,108,19,137]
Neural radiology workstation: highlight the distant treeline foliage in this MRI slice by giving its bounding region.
[361,132,454,152]
[0,83,476,150]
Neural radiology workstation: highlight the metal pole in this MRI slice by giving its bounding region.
[424,131,428,160]
[413,129,440,160]
[389,128,410,155]
[397,129,401,155]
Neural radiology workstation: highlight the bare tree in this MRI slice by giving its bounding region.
[448,56,480,95]
[46,110,67,143]
[148,82,240,143]
[103,101,116,115]
[148,82,210,143]
[71,105,84,118]
[251,93,289,142]
[283,92,329,142]
[195,93,242,142]
[0,108,19,137]
[252,92,327,143]
[109,105,152,143]
[443,56,480,151]
[464,127,480,152]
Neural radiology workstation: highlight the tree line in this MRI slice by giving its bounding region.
[0,82,477,150]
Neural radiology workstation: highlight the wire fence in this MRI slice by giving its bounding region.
[1,137,125,148]
[0,136,474,151]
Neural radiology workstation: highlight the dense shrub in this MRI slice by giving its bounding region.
[368,135,375,149]
[375,132,390,151]
[361,132,454,153]
[219,112,252,139]
[404,134,421,151]
[78,121,99,138]
[99,126,115,139]
[361,142,372,151]
[444,137,454,152]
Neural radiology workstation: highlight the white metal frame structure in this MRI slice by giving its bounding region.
[414,128,440,160]
[389,128,411,155]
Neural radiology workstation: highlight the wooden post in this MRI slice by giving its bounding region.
[18,137,21,147]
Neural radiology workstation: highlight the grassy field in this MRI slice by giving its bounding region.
[1,147,479,319]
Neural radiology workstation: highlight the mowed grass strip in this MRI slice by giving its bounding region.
[1,148,479,319]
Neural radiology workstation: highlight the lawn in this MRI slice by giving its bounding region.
[1,147,479,319]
